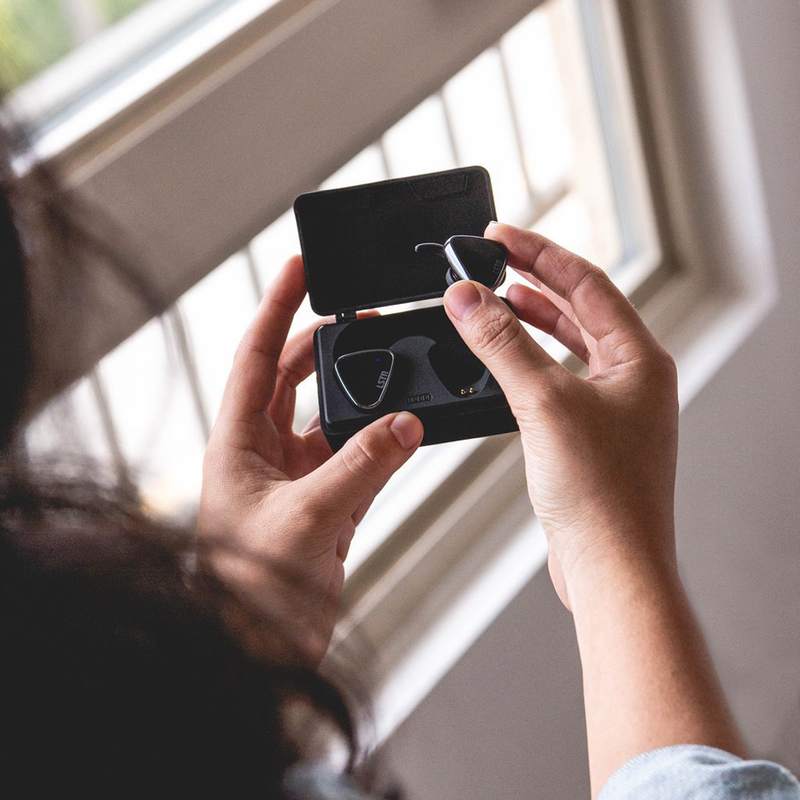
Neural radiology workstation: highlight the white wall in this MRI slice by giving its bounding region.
[381,1,800,795]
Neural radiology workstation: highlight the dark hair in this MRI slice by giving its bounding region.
[0,113,360,794]
[0,121,30,448]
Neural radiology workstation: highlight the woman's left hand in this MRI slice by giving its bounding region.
[198,255,423,666]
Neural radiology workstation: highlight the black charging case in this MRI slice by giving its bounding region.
[294,166,519,452]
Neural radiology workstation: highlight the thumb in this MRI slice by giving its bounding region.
[304,412,423,518]
[443,280,559,412]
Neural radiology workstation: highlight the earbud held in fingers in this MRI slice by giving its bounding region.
[334,349,395,410]
[415,235,509,291]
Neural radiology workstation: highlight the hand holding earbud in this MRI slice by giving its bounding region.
[442,222,679,611]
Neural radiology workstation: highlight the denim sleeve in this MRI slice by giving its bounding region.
[283,763,373,800]
[598,744,800,800]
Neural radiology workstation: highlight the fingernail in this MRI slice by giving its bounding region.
[390,412,423,449]
[444,281,482,321]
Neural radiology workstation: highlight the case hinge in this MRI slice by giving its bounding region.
[336,310,357,323]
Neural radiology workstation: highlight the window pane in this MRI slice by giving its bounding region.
[179,252,258,424]
[2,0,188,89]
[3,0,281,136]
[97,316,206,516]
[382,96,457,178]
[500,8,574,196]
[26,375,114,470]
[442,48,531,223]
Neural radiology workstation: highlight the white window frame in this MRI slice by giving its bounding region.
[21,0,777,744]
[11,0,225,130]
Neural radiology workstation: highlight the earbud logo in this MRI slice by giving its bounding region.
[492,258,505,275]
[376,370,390,389]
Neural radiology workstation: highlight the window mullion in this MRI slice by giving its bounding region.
[87,368,136,491]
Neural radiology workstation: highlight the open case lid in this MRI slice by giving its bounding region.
[294,166,496,316]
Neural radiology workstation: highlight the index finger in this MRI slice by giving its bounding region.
[218,254,307,425]
[486,222,656,366]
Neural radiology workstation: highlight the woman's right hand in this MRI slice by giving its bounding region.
[442,222,679,608]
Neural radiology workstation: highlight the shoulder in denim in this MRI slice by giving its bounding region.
[599,744,800,800]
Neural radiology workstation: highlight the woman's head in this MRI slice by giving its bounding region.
[0,121,31,449]
[0,112,360,794]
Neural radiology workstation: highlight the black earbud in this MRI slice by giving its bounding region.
[334,349,395,410]
[415,235,509,290]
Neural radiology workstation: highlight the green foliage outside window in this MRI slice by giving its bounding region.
[97,0,151,25]
[0,0,150,91]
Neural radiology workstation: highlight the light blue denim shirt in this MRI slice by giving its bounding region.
[599,745,800,800]
[285,745,800,799]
